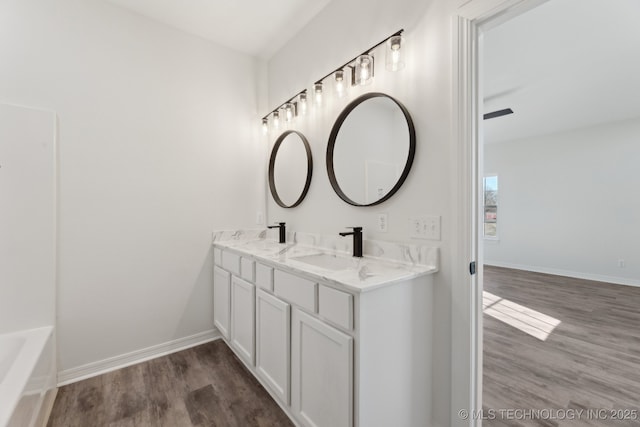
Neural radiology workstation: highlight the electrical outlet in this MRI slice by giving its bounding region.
[256,211,263,225]
[377,213,388,232]
[409,215,441,240]
[409,216,424,239]
[618,259,626,268]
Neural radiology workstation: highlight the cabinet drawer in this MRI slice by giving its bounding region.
[222,250,241,275]
[255,263,274,291]
[241,257,255,282]
[274,270,317,312]
[318,285,353,330]
[213,248,222,266]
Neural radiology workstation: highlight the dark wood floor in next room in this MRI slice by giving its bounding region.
[483,265,640,427]
[47,339,293,427]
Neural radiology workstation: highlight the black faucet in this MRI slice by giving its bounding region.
[268,222,286,244]
[339,227,363,257]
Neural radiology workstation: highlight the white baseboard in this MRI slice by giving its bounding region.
[484,260,640,288]
[57,329,221,386]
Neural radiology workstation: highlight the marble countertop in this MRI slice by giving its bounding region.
[211,229,439,293]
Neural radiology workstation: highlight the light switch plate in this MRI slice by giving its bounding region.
[423,215,441,240]
[409,215,441,240]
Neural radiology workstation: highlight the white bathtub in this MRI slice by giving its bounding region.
[0,327,56,427]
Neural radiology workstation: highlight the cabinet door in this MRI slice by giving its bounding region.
[292,308,353,427]
[231,276,255,366]
[256,289,290,404]
[213,266,231,339]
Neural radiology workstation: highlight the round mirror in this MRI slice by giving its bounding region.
[269,130,313,208]
[327,93,416,206]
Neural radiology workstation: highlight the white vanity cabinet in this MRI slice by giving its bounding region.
[255,288,290,404]
[212,245,434,427]
[212,266,230,339]
[230,276,255,366]
[292,308,353,427]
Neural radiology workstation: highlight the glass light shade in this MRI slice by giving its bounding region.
[314,82,323,105]
[386,35,405,71]
[334,70,345,98]
[284,103,294,121]
[272,111,280,129]
[262,118,268,134]
[298,92,307,115]
[355,54,374,86]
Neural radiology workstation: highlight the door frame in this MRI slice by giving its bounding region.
[451,0,548,425]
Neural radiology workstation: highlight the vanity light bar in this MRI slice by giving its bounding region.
[262,90,306,124]
[312,29,404,87]
[261,29,404,130]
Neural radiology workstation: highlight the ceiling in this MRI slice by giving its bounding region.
[483,0,640,144]
[105,0,332,58]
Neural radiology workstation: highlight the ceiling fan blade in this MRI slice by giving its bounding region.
[483,108,514,120]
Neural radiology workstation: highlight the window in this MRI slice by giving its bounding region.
[483,175,498,238]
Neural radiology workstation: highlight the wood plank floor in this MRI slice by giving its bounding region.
[47,340,293,427]
[483,266,640,427]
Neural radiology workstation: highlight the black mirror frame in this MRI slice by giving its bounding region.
[326,92,416,207]
[268,130,313,208]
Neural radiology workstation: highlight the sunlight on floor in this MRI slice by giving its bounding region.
[483,291,561,341]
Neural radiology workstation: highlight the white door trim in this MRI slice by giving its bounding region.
[451,1,548,425]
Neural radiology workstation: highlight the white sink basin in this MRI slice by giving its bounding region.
[251,241,288,249]
[291,253,357,271]
[238,240,290,253]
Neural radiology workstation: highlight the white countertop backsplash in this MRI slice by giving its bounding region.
[211,229,439,293]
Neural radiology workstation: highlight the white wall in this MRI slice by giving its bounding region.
[0,104,56,335]
[484,117,640,286]
[0,0,264,376]
[265,1,458,425]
